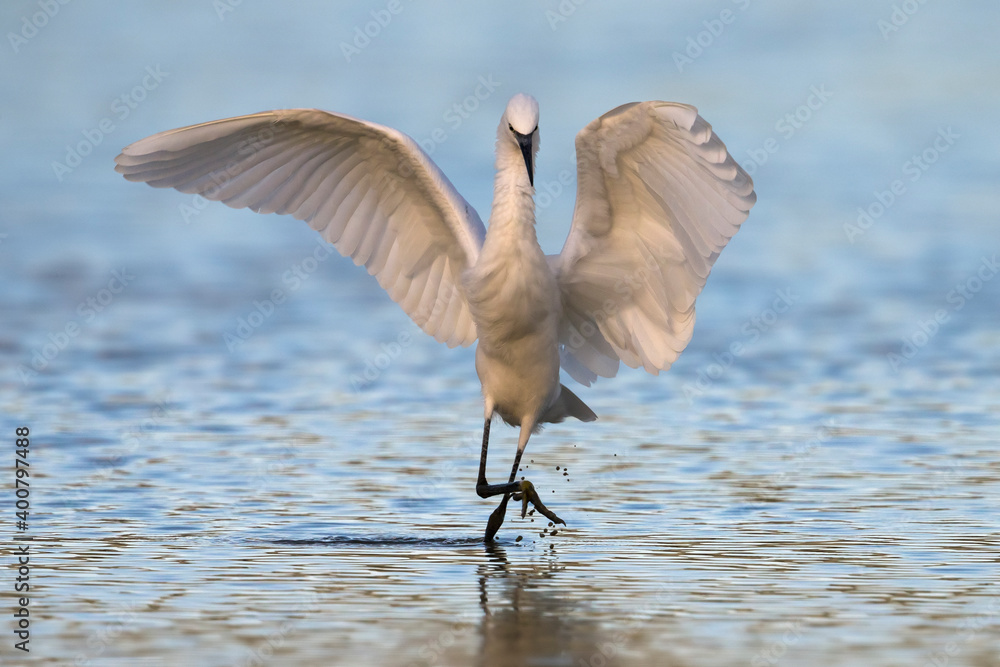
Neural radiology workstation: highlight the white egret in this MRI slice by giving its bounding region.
[115,93,755,540]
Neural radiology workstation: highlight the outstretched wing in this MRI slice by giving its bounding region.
[115,109,486,347]
[552,102,756,384]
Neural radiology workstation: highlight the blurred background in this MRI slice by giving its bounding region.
[1,1,998,665]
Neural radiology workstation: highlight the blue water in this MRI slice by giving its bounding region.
[2,1,999,665]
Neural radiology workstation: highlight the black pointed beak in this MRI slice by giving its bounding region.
[515,131,534,187]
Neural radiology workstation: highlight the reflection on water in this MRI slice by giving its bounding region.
[476,544,616,667]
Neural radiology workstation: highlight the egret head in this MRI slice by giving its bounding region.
[502,93,539,186]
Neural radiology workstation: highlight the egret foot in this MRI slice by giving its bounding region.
[482,480,565,541]
[513,480,565,526]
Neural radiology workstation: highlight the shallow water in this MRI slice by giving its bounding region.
[3,1,1000,665]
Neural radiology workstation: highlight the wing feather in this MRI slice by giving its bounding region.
[553,101,755,384]
[116,109,486,347]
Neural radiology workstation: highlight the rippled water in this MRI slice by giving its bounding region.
[3,1,999,665]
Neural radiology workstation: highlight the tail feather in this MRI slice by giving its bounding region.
[543,384,598,424]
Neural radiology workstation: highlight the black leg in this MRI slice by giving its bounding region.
[483,445,528,541]
[476,419,566,541]
[476,418,521,499]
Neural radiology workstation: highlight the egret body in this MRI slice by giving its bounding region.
[115,93,755,540]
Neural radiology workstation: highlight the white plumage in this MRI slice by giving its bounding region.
[554,101,755,383]
[115,93,755,539]
[116,109,484,348]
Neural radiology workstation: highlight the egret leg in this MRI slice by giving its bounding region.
[476,420,565,541]
[475,418,522,498]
